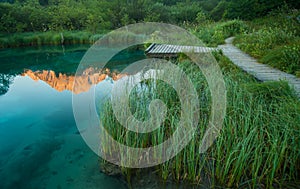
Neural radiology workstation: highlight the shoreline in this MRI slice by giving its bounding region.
[0,31,106,49]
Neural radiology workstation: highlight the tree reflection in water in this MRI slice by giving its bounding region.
[0,73,15,95]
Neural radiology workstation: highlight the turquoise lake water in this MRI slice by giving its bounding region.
[0,45,145,189]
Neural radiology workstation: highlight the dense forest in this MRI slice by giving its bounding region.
[0,0,299,33]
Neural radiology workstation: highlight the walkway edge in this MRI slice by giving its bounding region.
[218,37,300,98]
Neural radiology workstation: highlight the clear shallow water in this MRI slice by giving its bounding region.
[0,45,145,189]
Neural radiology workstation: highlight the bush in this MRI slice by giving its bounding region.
[234,10,300,76]
[209,0,228,21]
[235,27,296,58]
[218,19,248,37]
[281,45,300,73]
[0,31,95,48]
[225,0,299,20]
[194,20,248,46]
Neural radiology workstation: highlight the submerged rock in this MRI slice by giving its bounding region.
[99,161,209,189]
[99,160,123,177]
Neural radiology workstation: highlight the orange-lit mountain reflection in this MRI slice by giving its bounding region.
[22,68,126,94]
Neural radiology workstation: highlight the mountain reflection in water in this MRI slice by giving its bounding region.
[0,44,145,96]
[0,45,145,189]
[22,68,127,94]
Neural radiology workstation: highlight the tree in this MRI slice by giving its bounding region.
[225,0,299,20]
[144,2,170,22]
[170,2,203,23]
[210,0,228,21]
[0,73,14,96]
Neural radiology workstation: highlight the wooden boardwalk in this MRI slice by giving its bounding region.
[145,43,216,58]
[218,37,300,98]
[145,39,300,98]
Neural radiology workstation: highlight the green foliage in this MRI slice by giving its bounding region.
[0,31,95,48]
[195,11,210,25]
[218,19,248,37]
[99,52,300,187]
[225,0,300,20]
[210,0,228,21]
[169,2,203,24]
[255,6,300,37]
[144,2,170,22]
[260,45,300,75]
[193,20,248,46]
[0,1,112,33]
[1,0,297,35]
[242,81,296,102]
[281,45,300,74]
[234,9,300,76]
[1,0,298,36]
[0,0,205,33]
[199,0,220,13]
[235,27,295,57]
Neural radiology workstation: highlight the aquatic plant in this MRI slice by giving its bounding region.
[99,51,300,188]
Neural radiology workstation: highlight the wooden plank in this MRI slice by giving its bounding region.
[145,43,155,53]
[218,38,300,98]
[146,44,218,60]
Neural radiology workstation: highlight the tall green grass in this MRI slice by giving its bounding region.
[0,31,105,48]
[99,51,300,188]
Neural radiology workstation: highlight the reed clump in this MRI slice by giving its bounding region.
[99,51,300,188]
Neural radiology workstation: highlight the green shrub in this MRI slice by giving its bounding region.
[219,19,248,37]
[261,45,300,75]
[0,31,96,48]
[0,37,9,48]
[281,45,300,74]
[235,26,296,58]
[194,20,248,46]
[209,0,228,21]
[234,11,300,76]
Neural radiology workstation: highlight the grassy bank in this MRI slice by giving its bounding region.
[190,8,300,77]
[0,19,248,49]
[190,19,249,47]
[234,9,300,77]
[99,51,300,188]
[0,31,105,48]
